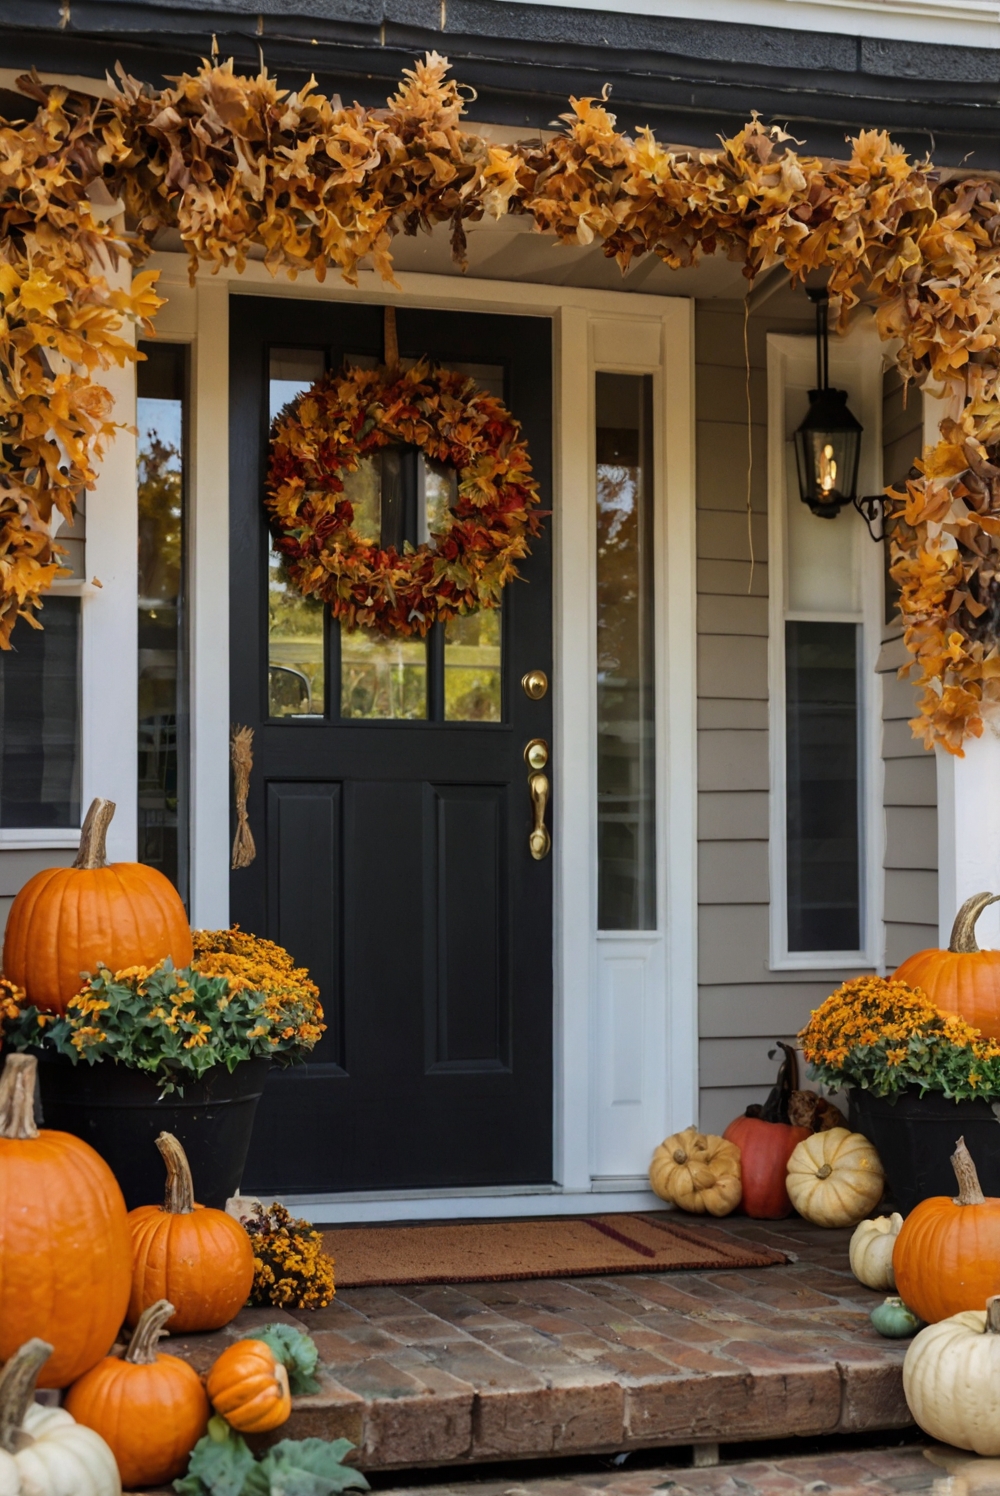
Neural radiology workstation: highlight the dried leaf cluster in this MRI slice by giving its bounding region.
[267,359,542,634]
[1,55,998,745]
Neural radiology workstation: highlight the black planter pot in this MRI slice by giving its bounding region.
[35,1053,271,1210]
[849,1085,1000,1215]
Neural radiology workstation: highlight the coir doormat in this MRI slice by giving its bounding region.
[325,1212,787,1288]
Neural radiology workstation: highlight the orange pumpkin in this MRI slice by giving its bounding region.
[128,1132,255,1334]
[2,797,193,1014]
[895,892,1000,1041]
[0,1053,131,1387]
[65,1298,210,1489]
[206,1338,292,1433]
[723,1043,811,1219]
[894,1136,1000,1324]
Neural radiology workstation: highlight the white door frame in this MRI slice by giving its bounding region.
[147,254,697,1221]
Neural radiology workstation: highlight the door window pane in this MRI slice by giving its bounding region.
[0,597,80,827]
[137,340,188,895]
[596,373,656,931]
[445,607,501,722]
[269,348,326,718]
[785,620,861,951]
[340,627,427,719]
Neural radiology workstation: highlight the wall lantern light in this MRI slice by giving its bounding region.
[793,287,863,519]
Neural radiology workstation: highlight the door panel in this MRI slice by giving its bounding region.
[230,297,553,1194]
[426,783,508,1071]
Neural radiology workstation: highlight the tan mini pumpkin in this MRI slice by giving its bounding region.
[903,1295,1000,1455]
[849,1213,903,1291]
[649,1127,742,1217]
[785,1127,884,1228]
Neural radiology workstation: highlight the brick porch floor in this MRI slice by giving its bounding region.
[153,1214,912,1477]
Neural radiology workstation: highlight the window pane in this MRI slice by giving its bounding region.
[596,372,656,931]
[269,348,326,718]
[0,597,80,827]
[137,341,188,896]
[445,607,501,722]
[785,620,861,951]
[340,627,427,719]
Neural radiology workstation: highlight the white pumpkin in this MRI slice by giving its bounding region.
[0,1340,120,1496]
[849,1213,902,1291]
[903,1296,1000,1456]
[785,1127,884,1228]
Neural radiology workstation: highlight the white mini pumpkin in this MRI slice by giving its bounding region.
[849,1213,902,1291]
[785,1127,884,1228]
[0,1339,120,1496]
[903,1296,1000,1456]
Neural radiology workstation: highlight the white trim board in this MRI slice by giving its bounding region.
[273,1185,666,1226]
[144,253,698,1208]
[766,320,886,974]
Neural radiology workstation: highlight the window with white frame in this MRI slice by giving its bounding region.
[768,327,883,969]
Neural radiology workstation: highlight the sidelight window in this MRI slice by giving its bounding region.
[137,340,188,897]
[596,372,656,931]
[267,347,505,725]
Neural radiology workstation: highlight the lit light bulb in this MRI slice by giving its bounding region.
[819,442,837,495]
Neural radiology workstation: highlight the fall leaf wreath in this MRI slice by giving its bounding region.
[265,358,544,635]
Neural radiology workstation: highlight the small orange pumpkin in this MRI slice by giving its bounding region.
[894,892,1000,1041]
[128,1132,255,1334]
[2,797,193,1014]
[0,1053,132,1387]
[65,1298,210,1489]
[206,1338,292,1433]
[894,1137,1000,1324]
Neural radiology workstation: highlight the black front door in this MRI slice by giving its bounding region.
[230,297,553,1194]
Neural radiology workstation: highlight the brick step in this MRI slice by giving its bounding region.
[133,1218,912,1482]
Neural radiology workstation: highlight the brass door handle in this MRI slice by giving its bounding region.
[528,771,551,860]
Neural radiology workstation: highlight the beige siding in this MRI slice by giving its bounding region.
[879,367,935,970]
[0,848,76,944]
[695,297,905,1132]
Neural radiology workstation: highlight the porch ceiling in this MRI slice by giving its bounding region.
[151,214,754,298]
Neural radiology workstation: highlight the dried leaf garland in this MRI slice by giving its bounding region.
[0,58,999,745]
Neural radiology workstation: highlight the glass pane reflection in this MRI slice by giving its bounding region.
[596,372,656,931]
[340,628,427,719]
[445,607,501,721]
[136,341,187,894]
[269,349,326,718]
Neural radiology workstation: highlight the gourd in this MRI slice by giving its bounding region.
[128,1132,255,1333]
[723,1044,811,1219]
[785,1128,884,1228]
[65,1300,210,1489]
[649,1128,742,1216]
[206,1338,292,1434]
[2,797,193,1015]
[903,1294,1000,1455]
[0,1337,121,1496]
[894,892,1000,1041]
[894,1136,1000,1324]
[870,1296,923,1338]
[0,1054,132,1387]
[849,1214,903,1291]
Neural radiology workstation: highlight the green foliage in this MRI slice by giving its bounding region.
[175,1417,370,1496]
[253,1324,321,1394]
[2,961,311,1094]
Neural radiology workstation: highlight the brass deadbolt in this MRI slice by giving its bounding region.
[524,738,549,771]
[522,669,548,700]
